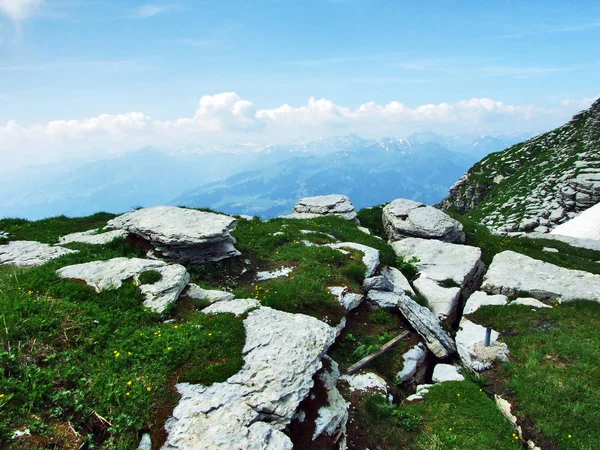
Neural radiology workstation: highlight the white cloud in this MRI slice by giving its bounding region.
[133,4,174,18]
[1,93,596,169]
[0,0,43,21]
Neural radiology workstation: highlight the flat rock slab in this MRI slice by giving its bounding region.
[0,241,77,267]
[256,266,293,281]
[515,232,600,252]
[392,237,484,320]
[482,250,600,303]
[163,307,337,450]
[380,266,415,296]
[58,229,127,245]
[432,364,465,383]
[383,199,465,243]
[463,291,509,315]
[327,242,380,277]
[292,195,359,223]
[202,298,260,316]
[107,206,240,263]
[57,257,189,313]
[186,284,234,303]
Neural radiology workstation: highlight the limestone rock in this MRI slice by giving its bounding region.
[58,229,127,245]
[329,286,363,311]
[482,251,600,303]
[311,357,349,447]
[138,433,152,450]
[340,372,388,394]
[395,293,456,359]
[367,290,403,309]
[510,297,552,308]
[518,232,600,251]
[291,195,359,224]
[463,291,508,315]
[383,199,465,243]
[406,384,434,402]
[0,241,77,267]
[362,276,394,292]
[392,237,485,320]
[432,364,465,383]
[57,257,189,313]
[327,242,380,277]
[456,319,508,371]
[397,343,427,386]
[202,298,260,316]
[162,307,337,449]
[107,206,240,263]
[186,283,234,303]
[380,266,415,296]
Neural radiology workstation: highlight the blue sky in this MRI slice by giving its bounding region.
[0,0,599,167]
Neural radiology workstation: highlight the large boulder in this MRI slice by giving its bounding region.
[382,199,465,243]
[57,257,189,313]
[287,195,359,224]
[482,250,600,303]
[392,238,485,321]
[107,206,240,264]
[163,307,337,449]
[0,241,77,267]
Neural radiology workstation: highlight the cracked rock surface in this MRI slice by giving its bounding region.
[162,306,337,449]
[0,241,77,267]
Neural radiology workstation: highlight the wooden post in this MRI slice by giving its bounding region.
[347,331,409,374]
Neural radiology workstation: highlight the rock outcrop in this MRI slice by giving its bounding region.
[456,319,508,371]
[326,242,380,277]
[482,250,600,303]
[57,257,189,313]
[186,284,235,303]
[392,237,484,321]
[0,241,77,267]
[463,291,508,315]
[441,97,600,233]
[107,206,240,263]
[163,306,337,450]
[286,195,359,224]
[382,199,465,243]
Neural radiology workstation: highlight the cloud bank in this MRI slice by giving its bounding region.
[1,92,596,169]
[0,0,43,22]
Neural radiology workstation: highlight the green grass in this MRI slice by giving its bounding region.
[227,216,398,322]
[471,301,600,449]
[404,381,523,450]
[0,212,117,244]
[0,238,245,449]
[447,210,600,272]
[356,205,386,239]
[138,270,162,285]
[347,381,521,449]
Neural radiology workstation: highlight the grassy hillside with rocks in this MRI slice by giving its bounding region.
[441,98,600,233]
[1,196,599,449]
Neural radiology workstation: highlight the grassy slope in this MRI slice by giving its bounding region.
[471,301,600,450]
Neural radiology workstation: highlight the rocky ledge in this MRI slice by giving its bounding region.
[106,206,240,263]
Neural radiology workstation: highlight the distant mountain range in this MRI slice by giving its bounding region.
[0,132,533,220]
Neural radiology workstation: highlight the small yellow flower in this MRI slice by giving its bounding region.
[139,333,143,336]
[448,427,453,432]
[126,392,130,396]
[127,381,132,386]
[0,394,5,398]
[115,352,120,357]
[27,290,32,295]
[174,325,179,329]
[457,393,460,397]
[208,333,212,336]
[568,435,572,439]
[128,351,131,355]
[167,347,172,351]
[146,387,152,392]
